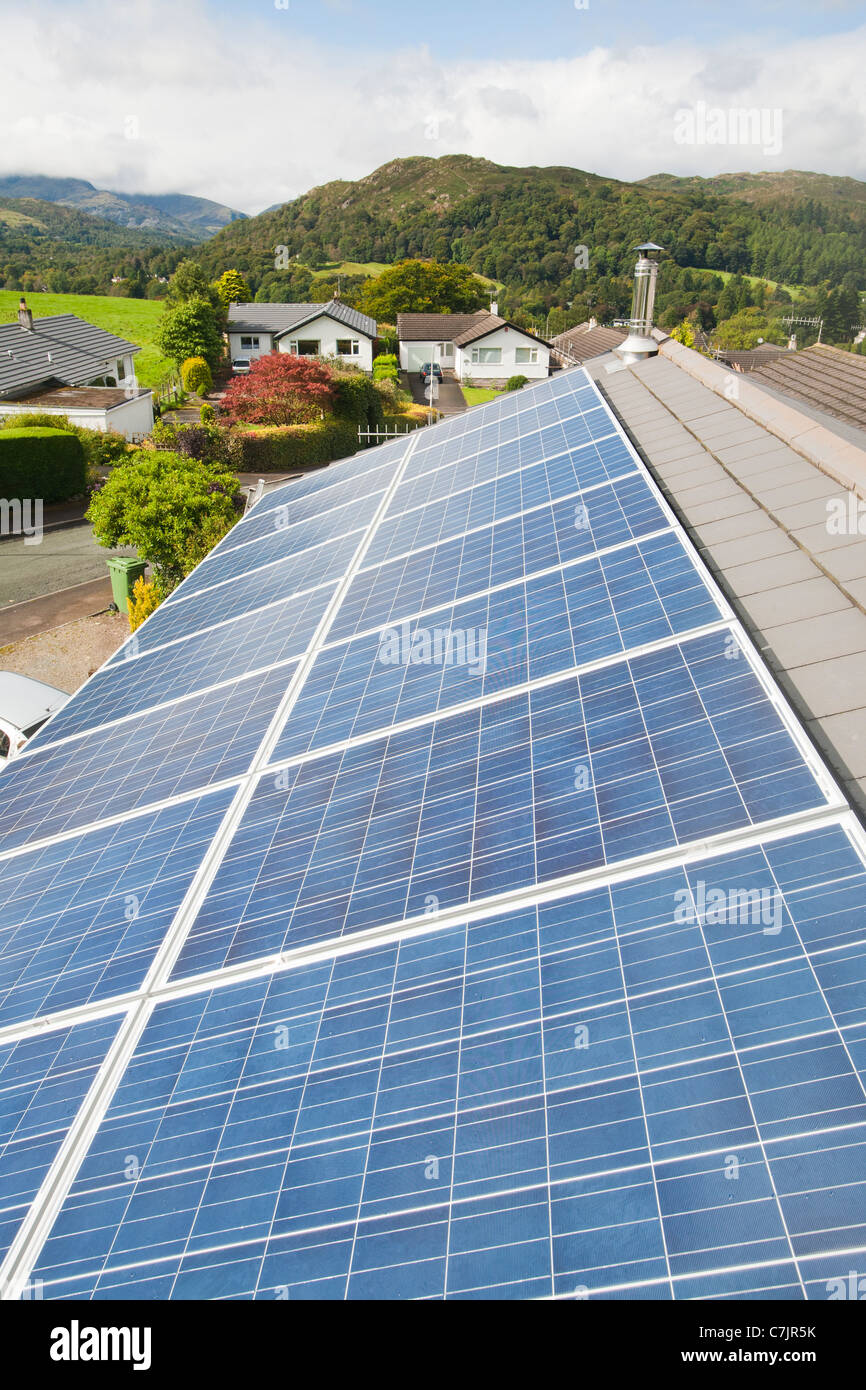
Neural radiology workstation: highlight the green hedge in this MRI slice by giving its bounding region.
[330,374,386,432]
[0,428,87,502]
[231,419,359,471]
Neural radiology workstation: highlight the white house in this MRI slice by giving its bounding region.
[0,299,153,439]
[227,299,378,373]
[397,309,551,384]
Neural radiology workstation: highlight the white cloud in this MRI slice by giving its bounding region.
[0,0,863,212]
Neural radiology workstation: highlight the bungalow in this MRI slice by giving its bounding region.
[397,308,551,384]
[0,299,153,439]
[227,298,378,373]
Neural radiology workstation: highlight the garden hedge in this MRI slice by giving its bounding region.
[0,427,87,503]
[231,419,360,472]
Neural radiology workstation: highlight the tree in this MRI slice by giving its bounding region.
[220,353,337,426]
[156,296,224,370]
[87,451,243,592]
[167,259,214,304]
[213,268,252,310]
[358,259,489,319]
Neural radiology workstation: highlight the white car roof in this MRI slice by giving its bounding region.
[0,672,68,732]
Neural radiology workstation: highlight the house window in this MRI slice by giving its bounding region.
[336,339,360,356]
[116,358,126,380]
[515,347,539,365]
[240,336,260,351]
[471,347,502,364]
[438,342,454,358]
[291,340,320,356]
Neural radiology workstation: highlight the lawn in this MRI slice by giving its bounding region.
[462,386,503,406]
[0,290,171,386]
[309,261,390,280]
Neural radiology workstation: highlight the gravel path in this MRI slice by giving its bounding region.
[0,611,129,693]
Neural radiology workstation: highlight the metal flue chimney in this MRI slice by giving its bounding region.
[615,243,664,364]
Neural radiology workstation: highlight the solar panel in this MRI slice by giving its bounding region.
[1,366,865,1303]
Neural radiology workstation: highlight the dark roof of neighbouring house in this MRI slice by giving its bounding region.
[0,385,152,411]
[452,314,550,349]
[0,314,141,400]
[228,299,377,339]
[749,343,866,433]
[713,343,790,372]
[396,311,490,342]
[551,323,627,362]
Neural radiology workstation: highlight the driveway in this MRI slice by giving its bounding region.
[404,372,466,416]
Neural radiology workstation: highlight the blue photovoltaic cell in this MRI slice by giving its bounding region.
[0,663,295,855]
[274,532,723,760]
[172,495,382,601]
[0,1017,120,1266]
[330,473,669,644]
[0,788,234,1026]
[31,589,331,751]
[216,487,385,556]
[110,545,344,659]
[392,408,618,512]
[245,441,409,525]
[3,365,865,1303]
[31,823,866,1299]
[171,631,826,978]
[161,530,359,613]
[371,438,637,563]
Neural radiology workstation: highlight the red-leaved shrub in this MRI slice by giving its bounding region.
[220,353,337,426]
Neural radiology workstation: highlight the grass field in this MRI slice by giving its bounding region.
[309,261,390,280]
[462,386,503,406]
[0,291,171,386]
[692,268,807,301]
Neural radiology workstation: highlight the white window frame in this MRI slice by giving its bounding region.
[240,335,260,351]
[472,346,502,364]
[336,338,361,357]
[438,341,454,359]
[515,346,539,365]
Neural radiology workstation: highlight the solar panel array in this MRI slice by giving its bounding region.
[1,368,865,1302]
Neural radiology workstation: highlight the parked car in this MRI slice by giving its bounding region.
[0,673,68,769]
[419,362,443,382]
[231,358,251,375]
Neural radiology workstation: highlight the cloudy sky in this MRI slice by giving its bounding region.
[0,0,864,213]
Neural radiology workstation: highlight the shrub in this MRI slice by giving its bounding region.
[505,375,530,392]
[200,403,215,424]
[330,373,385,432]
[221,353,337,425]
[0,428,87,503]
[128,575,163,632]
[87,450,244,591]
[180,357,214,394]
[0,411,76,432]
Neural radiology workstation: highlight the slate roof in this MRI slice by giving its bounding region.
[228,299,377,339]
[0,314,141,401]
[551,322,627,362]
[583,338,866,818]
[750,342,866,433]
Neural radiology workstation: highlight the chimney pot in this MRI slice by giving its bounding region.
[17,297,34,331]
